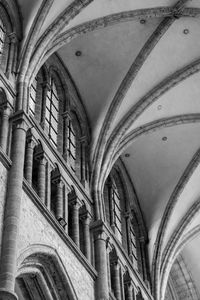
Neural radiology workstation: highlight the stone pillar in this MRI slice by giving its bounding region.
[36,154,47,204]
[0,105,11,153]
[64,187,69,234]
[46,163,52,210]
[92,221,109,300]
[55,178,64,220]
[24,133,36,185]
[6,33,17,78]
[68,191,81,247]
[124,271,133,300]
[111,260,121,300]
[126,283,133,300]
[0,112,29,299]
[80,210,92,262]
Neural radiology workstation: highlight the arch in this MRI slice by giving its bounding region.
[16,244,78,300]
[152,147,200,299]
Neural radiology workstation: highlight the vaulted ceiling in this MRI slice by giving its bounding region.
[16,0,200,299]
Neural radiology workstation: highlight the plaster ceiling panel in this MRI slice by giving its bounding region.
[38,0,74,37]
[163,163,200,250]
[121,123,200,242]
[66,0,175,31]
[182,235,200,295]
[110,17,200,134]
[17,0,42,41]
[58,18,161,133]
[127,70,200,134]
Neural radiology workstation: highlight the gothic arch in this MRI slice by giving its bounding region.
[16,244,78,300]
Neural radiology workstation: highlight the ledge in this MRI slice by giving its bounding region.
[23,179,97,280]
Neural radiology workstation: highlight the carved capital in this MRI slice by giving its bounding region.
[11,111,31,132]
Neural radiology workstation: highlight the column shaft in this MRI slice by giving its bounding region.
[83,216,91,262]
[46,163,51,210]
[6,40,15,76]
[126,284,133,300]
[0,107,10,153]
[0,116,28,298]
[24,140,35,184]
[71,203,80,247]
[37,157,46,203]
[56,181,63,219]
[112,263,122,300]
[94,231,109,300]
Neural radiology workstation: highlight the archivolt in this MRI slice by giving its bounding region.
[17,244,78,300]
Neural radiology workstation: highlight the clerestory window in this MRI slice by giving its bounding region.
[29,77,38,116]
[67,119,76,172]
[0,19,5,60]
[45,77,59,147]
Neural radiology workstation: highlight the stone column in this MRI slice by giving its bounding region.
[55,178,64,220]
[124,272,133,300]
[68,191,81,247]
[92,221,109,300]
[71,201,80,247]
[36,154,47,204]
[6,33,17,78]
[46,163,52,210]
[0,112,29,300]
[80,210,92,262]
[111,260,122,300]
[0,105,11,153]
[64,187,69,234]
[24,133,36,185]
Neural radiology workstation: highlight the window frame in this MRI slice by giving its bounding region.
[45,77,59,147]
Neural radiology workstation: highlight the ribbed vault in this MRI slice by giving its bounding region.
[10,0,200,299]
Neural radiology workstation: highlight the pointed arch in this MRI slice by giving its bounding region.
[16,244,78,300]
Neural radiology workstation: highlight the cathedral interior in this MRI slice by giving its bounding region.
[0,0,200,299]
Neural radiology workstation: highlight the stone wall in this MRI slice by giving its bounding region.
[17,191,95,300]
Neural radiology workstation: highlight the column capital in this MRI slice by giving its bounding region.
[34,151,48,164]
[91,220,109,241]
[26,129,37,147]
[68,188,82,208]
[8,32,18,44]
[139,236,146,244]
[124,270,132,287]
[79,208,92,224]
[11,111,31,132]
[79,135,87,144]
[62,110,71,120]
